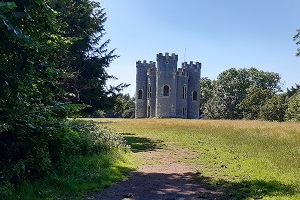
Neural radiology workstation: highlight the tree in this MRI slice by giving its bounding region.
[200,77,213,115]
[104,94,135,118]
[51,0,128,112]
[294,29,300,57]
[202,68,281,119]
[259,94,287,121]
[285,90,300,121]
[0,0,77,181]
[0,0,123,182]
[237,85,273,119]
[287,84,300,97]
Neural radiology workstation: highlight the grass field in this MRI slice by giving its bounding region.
[93,118,300,200]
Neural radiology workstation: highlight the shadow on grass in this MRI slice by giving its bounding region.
[197,173,296,199]
[120,133,163,153]
[91,171,297,200]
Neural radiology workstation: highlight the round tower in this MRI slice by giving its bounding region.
[156,53,178,118]
[135,60,149,118]
[183,61,201,119]
[176,68,188,118]
[147,65,156,118]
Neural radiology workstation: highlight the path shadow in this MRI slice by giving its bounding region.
[89,171,296,200]
[89,171,222,200]
[120,133,163,153]
[196,174,296,199]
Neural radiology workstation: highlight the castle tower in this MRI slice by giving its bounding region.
[135,60,155,118]
[183,61,201,119]
[176,68,188,118]
[156,53,178,118]
[147,65,156,118]
[135,53,201,119]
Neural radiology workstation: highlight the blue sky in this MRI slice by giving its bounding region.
[99,0,300,96]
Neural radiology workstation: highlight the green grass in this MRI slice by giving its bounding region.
[92,118,300,200]
[0,150,135,200]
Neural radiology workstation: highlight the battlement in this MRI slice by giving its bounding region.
[136,60,156,68]
[182,61,201,69]
[177,68,188,76]
[156,52,178,61]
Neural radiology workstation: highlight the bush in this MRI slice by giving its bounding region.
[285,92,300,121]
[0,105,128,184]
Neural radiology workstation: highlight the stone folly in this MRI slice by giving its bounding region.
[135,53,201,119]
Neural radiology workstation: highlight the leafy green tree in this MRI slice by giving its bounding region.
[0,0,75,181]
[285,90,300,121]
[287,84,300,97]
[202,68,281,119]
[259,94,287,121]
[237,85,273,119]
[0,0,123,182]
[104,94,135,118]
[200,77,213,115]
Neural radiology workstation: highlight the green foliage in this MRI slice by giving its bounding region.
[200,77,213,115]
[287,84,300,97]
[285,90,300,121]
[51,0,128,112]
[0,0,129,192]
[0,119,131,199]
[0,151,134,200]
[293,29,300,57]
[0,117,129,183]
[237,85,273,119]
[259,94,288,121]
[202,68,281,119]
[104,93,135,118]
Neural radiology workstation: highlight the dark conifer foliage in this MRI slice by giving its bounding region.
[0,0,125,182]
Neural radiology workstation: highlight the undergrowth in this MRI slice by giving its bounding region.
[0,120,135,200]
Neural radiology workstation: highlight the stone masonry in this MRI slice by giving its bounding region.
[135,53,201,119]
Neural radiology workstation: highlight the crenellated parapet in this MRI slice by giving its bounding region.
[177,68,188,77]
[182,61,201,70]
[156,52,178,61]
[136,60,156,68]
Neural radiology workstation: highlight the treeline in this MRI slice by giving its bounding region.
[0,0,127,185]
[200,68,300,121]
[90,94,135,118]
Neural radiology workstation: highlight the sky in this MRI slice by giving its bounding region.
[98,0,300,96]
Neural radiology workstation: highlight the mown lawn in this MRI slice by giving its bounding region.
[93,118,300,200]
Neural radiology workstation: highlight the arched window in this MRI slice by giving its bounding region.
[138,89,143,99]
[163,85,170,96]
[192,91,197,100]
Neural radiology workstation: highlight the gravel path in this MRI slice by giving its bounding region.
[87,145,223,200]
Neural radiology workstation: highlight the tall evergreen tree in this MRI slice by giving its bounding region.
[52,0,128,112]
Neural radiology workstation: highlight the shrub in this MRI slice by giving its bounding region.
[0,104,128,184]
[285,91,300,121]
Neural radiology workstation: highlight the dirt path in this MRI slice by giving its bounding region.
[87,143,223,200]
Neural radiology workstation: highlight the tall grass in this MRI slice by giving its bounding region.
[94,118,300,199]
